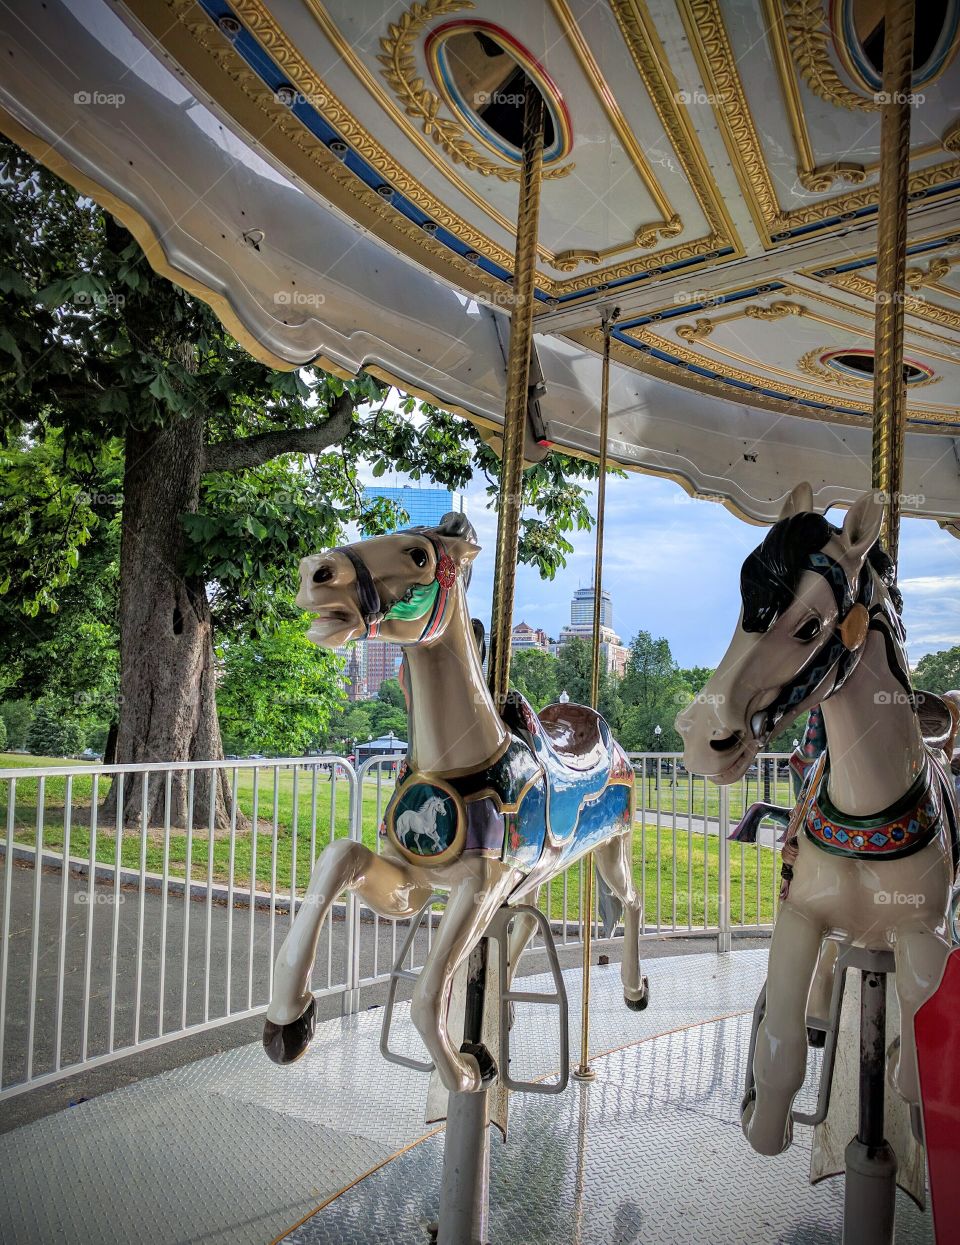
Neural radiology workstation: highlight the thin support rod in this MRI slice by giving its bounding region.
[574,310,617,1082]
[488,89,545,705]
[870,0,914,571]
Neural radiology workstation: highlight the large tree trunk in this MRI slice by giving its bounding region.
[105,414,232,829]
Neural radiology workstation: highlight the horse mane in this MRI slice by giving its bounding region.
[740,511,901,633]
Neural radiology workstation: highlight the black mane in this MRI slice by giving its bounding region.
[740,510,901,632]
[740,513,835,632]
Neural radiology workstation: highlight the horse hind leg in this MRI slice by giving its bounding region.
[743,904,822,1155]
[889,924,950,1106]
[264,840,431,1064]
[594,830,648,1011]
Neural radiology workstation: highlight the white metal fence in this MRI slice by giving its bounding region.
[0,750,793,1099]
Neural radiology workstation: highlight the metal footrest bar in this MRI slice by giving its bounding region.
[489,904,569,1095]
[379,893,447,1073]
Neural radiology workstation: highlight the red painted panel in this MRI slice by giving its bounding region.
[916,948,960,1244]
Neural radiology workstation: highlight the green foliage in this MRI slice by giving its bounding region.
[913,645,960,693]
[0,714,7,751]
[216,617,345,756]
[0,701,33,751]
[25,699,86,756]
[510,648,559,710]
[376,679,406,711]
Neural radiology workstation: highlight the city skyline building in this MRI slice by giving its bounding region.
[339,485,467,699]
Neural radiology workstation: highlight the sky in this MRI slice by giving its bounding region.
[361,464,959,671]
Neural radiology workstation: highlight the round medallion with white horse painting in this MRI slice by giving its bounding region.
[384,775,466,866]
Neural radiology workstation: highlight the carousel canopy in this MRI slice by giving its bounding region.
[2,0,959,530]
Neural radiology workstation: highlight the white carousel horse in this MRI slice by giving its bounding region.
[263,512,648,1092]
[676,483,959,1156]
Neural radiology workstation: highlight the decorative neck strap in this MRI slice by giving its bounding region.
[336,535,458,643]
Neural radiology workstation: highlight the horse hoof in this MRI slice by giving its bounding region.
[807,1026,827,1048]
[263,997,317,1065]
[460,1040,498,1088]
[625,976,650,1011]
[741,1087,792,1155]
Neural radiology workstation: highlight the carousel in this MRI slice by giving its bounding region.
[1,0,959,1242]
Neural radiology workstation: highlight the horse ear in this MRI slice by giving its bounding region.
[838,489,884,562]
[436,531,480,571]
[778,481,814,520]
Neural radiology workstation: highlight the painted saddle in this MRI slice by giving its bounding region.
[382,691,635,875]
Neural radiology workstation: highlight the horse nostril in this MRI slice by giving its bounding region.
[312,566,332,585]
[710,733,740,753]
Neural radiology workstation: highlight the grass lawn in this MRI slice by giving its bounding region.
[1,753,781,928]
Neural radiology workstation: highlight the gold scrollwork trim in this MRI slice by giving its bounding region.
[549,215,682,271]
[605,324,954,428]
[683,0,960,245]
[784,0,878,112]
[906,256,958,289]
[796,161,868,192]
[797,346,939,391]
[377,0,572,182]
[677,298,805,341]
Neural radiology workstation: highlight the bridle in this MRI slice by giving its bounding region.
[753,547,878,740]
[330,534,458,643]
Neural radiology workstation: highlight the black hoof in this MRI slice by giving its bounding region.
[625,977,650,1011]
[460,1040,498,1087]
[263,997,317,1065]
[807,1026,827,1048]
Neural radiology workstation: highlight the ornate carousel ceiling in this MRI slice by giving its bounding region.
[1,0,959,528]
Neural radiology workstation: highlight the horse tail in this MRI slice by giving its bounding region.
[596,869,623,938]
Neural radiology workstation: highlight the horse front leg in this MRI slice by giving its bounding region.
[410,857,519,1093]
[889,923,950,1106]
[743,903,823,1155]
[264,840,431,1063]
[594,830,648,1010]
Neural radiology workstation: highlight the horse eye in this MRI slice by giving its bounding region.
[409,547,428,568]
[312,565,332,584]
[794,617,821,642]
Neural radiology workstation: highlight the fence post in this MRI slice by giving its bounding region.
[717,783,732,953]
[341,763,363,1016]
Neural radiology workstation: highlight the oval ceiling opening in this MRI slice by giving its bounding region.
[846,0,958,87]
[826,349,930,385]
[429,24,569,163]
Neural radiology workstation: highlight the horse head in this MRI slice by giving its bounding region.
[296,511,480,650]
[676,482,896,783]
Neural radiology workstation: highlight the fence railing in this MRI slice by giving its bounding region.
[0,750,792,1099]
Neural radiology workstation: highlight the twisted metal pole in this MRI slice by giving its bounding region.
[488,90,545,706]
[870,0,914,571]
[573,310,617,1082]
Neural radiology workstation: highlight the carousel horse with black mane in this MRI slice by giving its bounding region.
[263,512,648,1093]
[677,483,960,1156]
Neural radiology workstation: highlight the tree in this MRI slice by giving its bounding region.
[376,679,407,711]
[618,631,686,751]
[0,702,33,751]
[0,138,602,825]
[26,700,85,757]
[216,618,344,757]
[913,645,960,693]
[511,648,559,709]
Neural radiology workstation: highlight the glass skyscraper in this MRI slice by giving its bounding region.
[361,485,463,530]
[570,584,613,629]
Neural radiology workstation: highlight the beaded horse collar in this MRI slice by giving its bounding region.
[334,535,457,641]
[803,753,942,860]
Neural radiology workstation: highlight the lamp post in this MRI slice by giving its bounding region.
[653,725,662,801]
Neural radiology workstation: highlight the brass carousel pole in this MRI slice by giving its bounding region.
[488,90,545,706]
[435,85,544,1245]
[870,0,914,570]
[573,309,618,1083]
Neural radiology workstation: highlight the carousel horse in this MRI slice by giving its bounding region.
[676,483,960,1156]
[263,512,647,1093]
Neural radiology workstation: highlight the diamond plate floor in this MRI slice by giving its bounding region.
[0,948,932,1244]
